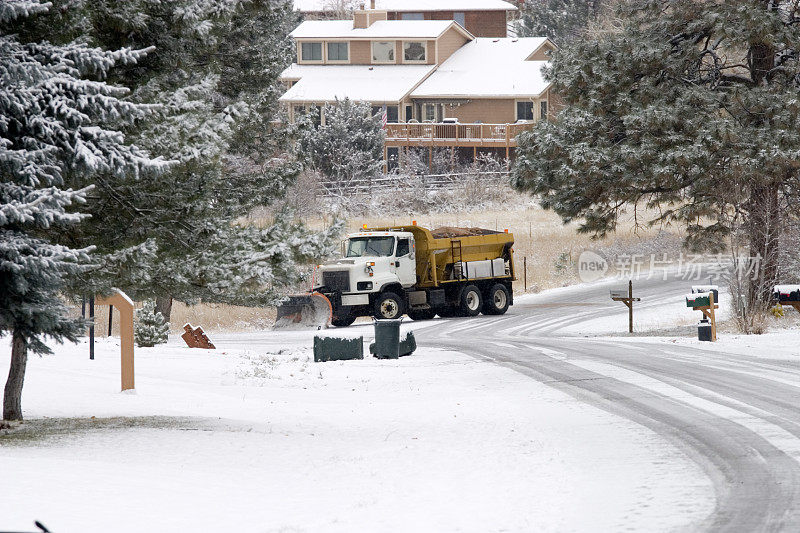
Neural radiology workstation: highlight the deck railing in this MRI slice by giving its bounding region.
[384,122,534,147]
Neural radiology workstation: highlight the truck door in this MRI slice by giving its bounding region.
[395,236,416,287]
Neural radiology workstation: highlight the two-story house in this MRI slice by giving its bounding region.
[279,6,556,167]
[294,0,518,38]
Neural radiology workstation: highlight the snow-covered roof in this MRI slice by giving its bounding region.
[290,19,464,39]
[293,0,517,12]
[279,64,436,103]
[411,38,552,99]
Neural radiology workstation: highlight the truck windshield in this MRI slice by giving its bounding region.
[346,237,395,257]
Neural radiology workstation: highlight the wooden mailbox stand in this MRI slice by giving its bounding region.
[691,291,718,342]
[779,301,800,314]
[95,289,135,391]
[610,280,641,333]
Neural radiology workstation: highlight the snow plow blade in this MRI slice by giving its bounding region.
[274,292,332,329]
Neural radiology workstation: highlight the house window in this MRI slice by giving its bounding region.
[301,42,322,61]
[424,103,436,122]
[370,106,399,123]
[372,41,395,62]
[540,100,548,120]
[405,104,412,121]
[401,12,424,20]
[403,41,426,62]
[453,12,466,27]
[327,42,348,61]
[516,101,534,121]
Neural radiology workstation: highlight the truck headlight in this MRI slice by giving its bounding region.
[357,281,373,291]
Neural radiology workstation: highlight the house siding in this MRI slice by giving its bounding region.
[436,27,469,64]
[529,42,555,61]
[350,41,372,64]
[387,10,508,37]
[465,11,507,37]
[442,99,515,123]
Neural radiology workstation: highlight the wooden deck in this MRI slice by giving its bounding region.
[384,122,533,149]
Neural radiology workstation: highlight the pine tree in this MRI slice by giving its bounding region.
[134,301,169,347]
[516,0,604,42]
[0,0,164,420]
[18,0,341,320]
[512,0,800,322]
[298,99,385,191]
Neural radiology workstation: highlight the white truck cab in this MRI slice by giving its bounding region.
[317,231,416,317]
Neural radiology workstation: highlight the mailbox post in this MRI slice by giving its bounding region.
[610,280,641,333]
[686,289,718,342]
[774,285,800,313]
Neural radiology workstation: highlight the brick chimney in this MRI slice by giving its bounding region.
[353,4,387,29]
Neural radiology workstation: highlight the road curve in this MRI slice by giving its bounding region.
[421,275,800,531]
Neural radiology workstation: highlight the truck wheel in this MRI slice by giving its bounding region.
[331,310,356,327]
[458,284,483,317]
[483,283,510,315]
[408,308,436,321]
[374,291,405,320]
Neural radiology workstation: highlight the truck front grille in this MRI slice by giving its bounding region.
[323,270,350,292]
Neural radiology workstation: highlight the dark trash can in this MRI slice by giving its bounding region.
[314,336,364,362]
[370,330,417,357]
[373,318,402,359]
[697,319,712,342]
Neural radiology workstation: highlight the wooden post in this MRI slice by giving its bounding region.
[96,290,135,391]
[89,297,95,360]
[383,145,388,174]
[709,291,717,341]
[628,279,634,334]
[523,256,527,292]
[108,305,113,336]
[611,281,641,334]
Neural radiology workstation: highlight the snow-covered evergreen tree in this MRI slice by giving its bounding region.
[0,0,164,420]
[134,301,169,347]
[513,0,800,322]
[298,99,385,190]
[516,0,604,42]
[21,0,340,320]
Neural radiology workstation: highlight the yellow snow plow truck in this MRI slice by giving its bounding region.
[276,225,516,328]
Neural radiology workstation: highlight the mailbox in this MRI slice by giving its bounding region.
[610,289,628,299]
[692,285,719,303]
[774,284,800,302]
[686,292,712,308]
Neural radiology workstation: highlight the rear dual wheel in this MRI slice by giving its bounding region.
[482,283,510,315]
[458,284,483,317]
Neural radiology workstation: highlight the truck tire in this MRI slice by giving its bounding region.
[458,284,483,317]
[483,283,510,315]
[331,310,356,327]
[407,308,436,321]
[374,291,405,320]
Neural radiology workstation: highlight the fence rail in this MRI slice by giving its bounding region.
[384,122,533,147]
[318,171,510,196]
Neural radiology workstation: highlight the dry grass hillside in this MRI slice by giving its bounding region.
[87,189,686,335]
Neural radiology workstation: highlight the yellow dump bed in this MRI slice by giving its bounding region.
[371,225,515,288]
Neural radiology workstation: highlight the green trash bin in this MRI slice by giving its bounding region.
[373,318,402,359]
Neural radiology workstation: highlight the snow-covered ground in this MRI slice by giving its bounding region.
[2,323,713,532]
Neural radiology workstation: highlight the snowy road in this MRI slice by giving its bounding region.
[424,274,800,531]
